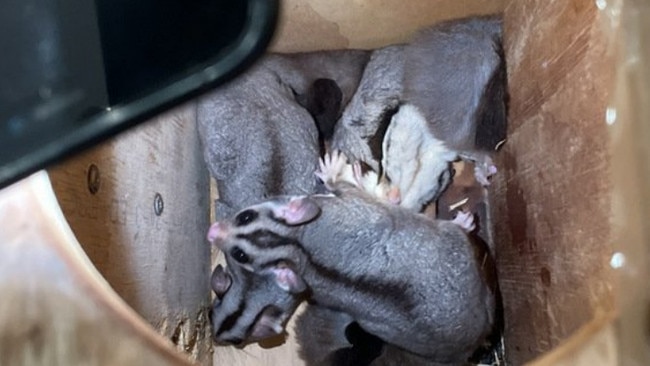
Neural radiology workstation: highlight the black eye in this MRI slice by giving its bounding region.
[230,246,250,264]
[235,209,258,226]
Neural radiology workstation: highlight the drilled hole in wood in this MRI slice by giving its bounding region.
[86,164,101,195]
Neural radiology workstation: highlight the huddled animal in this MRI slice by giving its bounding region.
[201,14,507,366]
[207,157,494,363]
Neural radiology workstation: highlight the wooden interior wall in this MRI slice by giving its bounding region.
[268,0,507,52]
[494,0,617,364]
[0,172,194,366]
[48,103,212,365]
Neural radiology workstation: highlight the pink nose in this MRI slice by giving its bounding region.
[207,222,227,243]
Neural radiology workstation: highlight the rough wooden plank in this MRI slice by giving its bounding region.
[527,313,618,366]
[48,103,212,364]
[270,0,507,52]
[493,0,617,363]
[0,172,194,365]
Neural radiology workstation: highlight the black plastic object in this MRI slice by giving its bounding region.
[0,0,278,189]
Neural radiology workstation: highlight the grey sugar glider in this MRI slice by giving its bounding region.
[197,50,370,219]
[382,15,507,211]
[330,44,405,174]
[264,51,372,143]
[295,304,478,366]
[210,263,306,346]
[207,172,494,362]
[294,304,385,366]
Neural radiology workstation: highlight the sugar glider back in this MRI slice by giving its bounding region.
[197,50,370,219]
[208,181,495,362]
[381,15,507,211]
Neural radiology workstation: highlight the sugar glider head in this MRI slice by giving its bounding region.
[210,262,306,347]
[208,196,322,346]
[208,195,321,286]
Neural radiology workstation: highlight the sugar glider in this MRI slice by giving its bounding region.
[294,305,385,366]
[295,304,479,366]
[209,263,305,346]
[207,179,493,361]
[197,50,370,219]
[381,15,507,211]
[330,44,405,174]
[329,16,507,212]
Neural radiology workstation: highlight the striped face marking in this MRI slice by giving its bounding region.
[230,246,250,264]
[211,259,304,346]
[235,209,258,226]
[208,195,321,275]
[209,196,320,345]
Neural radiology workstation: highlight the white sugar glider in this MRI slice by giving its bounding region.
[381,15,507,211]
[197,50,370,219]
[207,178,493,361]
[330,16,506,212]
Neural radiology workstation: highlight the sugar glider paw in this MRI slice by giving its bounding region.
[315,150,348,190]
[352,161,365,187]
[474,158,497,187]
[451,211,476,233]
[386,186,401,205]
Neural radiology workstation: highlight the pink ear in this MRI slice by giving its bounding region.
[250,310,284,340]
[273,196,321,225]
[211,265,232,298]
[207,222,227,243]
[271,265,306,294]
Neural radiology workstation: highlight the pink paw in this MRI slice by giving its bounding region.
[352,161,361,185]
[451,211,476,233]
[474,160,497,187]
[386,186,401,205]
[315,150,348,189]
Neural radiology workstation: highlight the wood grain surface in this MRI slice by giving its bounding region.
[492,0,618,364]
[0,172,194,365]
[48,103,212,364]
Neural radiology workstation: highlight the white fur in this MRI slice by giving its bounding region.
[317,151,394,202]
[382,104,458,210]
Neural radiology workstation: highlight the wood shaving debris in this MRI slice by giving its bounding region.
[495,139,507,151]
[448,197,469,211]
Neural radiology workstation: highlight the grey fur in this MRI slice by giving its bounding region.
[401,15,506,154]
[295,305,471,366]
[209,260,305,346]
[330,16,506,211]
[380,15,506,211]
[200,50,369,345]
[210,182,495,362]
[264,50,370,108]
[197,50,370,219]
[330,45,405,173]
[294,305,356,366]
